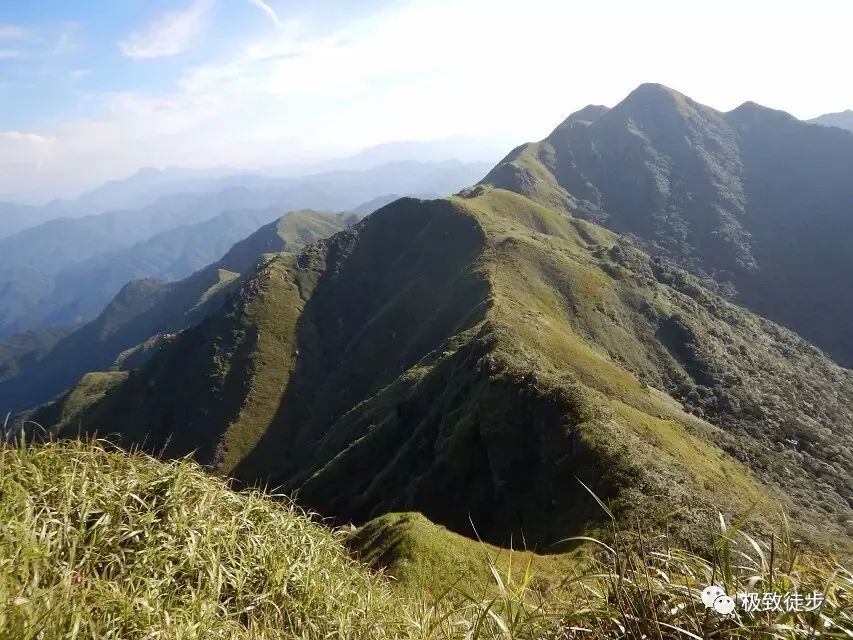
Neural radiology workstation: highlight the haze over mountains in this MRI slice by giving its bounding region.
[0,159,489,338]
[0,210,355,413]
[811,109,853,132]
[6,84,851,555]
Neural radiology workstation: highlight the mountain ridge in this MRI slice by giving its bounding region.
[39,188,853,550]
[810,108,853,132]
[0,210,354,414]
[0,160,488,337]
[482,84,853,366]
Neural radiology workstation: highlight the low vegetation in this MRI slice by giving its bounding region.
[27,189,853,551]
[1,440,849,639]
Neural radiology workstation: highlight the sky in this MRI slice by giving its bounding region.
[1,0,851,201]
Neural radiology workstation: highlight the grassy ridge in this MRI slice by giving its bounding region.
[481,84,853,368]
[36,190,853,551]
[1,441,850,639]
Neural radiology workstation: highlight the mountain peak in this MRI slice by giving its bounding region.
[622,82,687,106]
[726,101,797,125]
[809,109,853,132]
[133,167,162,177]
[605,83,700,123]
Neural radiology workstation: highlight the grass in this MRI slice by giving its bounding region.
[28,189,853,554]
[347,512,580,596]
[32,371,129,427]
[1,439,850,639]
[0,438,404,640]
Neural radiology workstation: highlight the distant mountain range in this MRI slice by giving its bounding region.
[0,160,489,338]
[0,211,354,414]
[483,83,853,367]
[0,135,507,236]
[3,84,851,555]
[810,109,853,131]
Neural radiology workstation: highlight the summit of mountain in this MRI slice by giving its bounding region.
[482,84,853,366]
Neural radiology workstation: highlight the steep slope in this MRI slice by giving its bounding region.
[48,190,853,550]
[0,211,353,414]
[481,84,853,366]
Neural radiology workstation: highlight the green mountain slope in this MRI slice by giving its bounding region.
[0,210,353,414]
[45,190,853,550]
[4,440,848,640]
[481,83,853,367]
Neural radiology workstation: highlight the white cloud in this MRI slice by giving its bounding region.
[245,0,286,30]
[0,49,22,59]
[52,23,82,56]
[0,25,28,40]
[119,0,212,60]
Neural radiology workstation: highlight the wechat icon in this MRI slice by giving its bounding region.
[701,585,736,615]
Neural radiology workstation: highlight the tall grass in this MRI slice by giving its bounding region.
[1,439,850,639]
[0,437,405,639]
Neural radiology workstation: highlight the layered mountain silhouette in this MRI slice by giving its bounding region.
[482,84,853,366]
[34,189,853,550]
[0,211,354,414]
[811,109,853,132]
[8,84,853,553]
[0,160,487,337]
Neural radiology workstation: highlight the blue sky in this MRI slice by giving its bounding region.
[1,0,852,200]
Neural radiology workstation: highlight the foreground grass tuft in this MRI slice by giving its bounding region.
[0,438,404,639]
[1,439,850,639]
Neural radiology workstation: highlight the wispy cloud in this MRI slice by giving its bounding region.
[0,25,28,40]
[119,0,212,60]
[6,0,853,201]
[0,49,22,60]
[245,0,286,30]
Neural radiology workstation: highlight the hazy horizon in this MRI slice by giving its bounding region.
[2,0,852,200]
